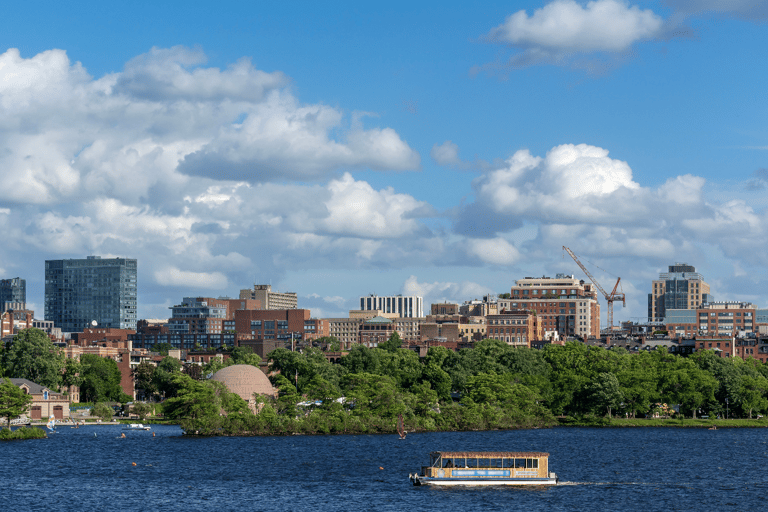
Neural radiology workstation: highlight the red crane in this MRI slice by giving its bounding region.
[562,246,626,330]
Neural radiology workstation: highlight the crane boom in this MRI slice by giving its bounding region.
[562,246,626,330]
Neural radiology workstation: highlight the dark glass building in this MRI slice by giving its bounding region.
[45,256,137,332]
[0,277,26,311]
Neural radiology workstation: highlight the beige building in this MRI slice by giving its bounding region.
[649,263,711,322]
[485,310,541,347]
[240,284,298,310]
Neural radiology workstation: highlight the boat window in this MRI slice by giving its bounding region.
[466,458,477,468]
[442,459,454,468]
[457,458,467,468]
[531,459,538,469]
[503,458,515,468]
[515,459,526,468]
[490,458,503,468]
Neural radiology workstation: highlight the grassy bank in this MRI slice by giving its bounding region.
[558,416,768,428]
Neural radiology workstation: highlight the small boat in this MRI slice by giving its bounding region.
[409,451,557,486]
[46,415,56,433]
[123,424,151,431]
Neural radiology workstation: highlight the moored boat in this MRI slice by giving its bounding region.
[409,451,557,486]
[123,423,151,430]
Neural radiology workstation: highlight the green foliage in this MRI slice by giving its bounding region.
[0,378,33,428]
[2,329,65,390]
[378,332,403,352]
[131,402,152,421]
[132,361,157,398]
[92,402,114,421]
[152,343,173,356]
[0,426,47,440]
[79,355,127,403]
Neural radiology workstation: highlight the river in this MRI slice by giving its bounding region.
[3,425,767,511]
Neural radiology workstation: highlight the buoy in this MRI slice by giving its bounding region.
[152,432,155,437]
[132,462,137,466]
[379,466,384,470]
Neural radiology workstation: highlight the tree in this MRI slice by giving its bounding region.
[92,402,114,421]
[228,346,262,367]
[586,372,624,418]
[154,356,183,398]
[152,343,173,356]
[0,378,33,428]
[131,402,152,421]
[2,329,65,390]
[62,358,83,391]
[378,332,403,352]
[183,364,203,381]
[132,361,157,399]
[80,355,127,403]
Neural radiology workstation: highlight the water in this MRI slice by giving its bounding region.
[3,425,768,511]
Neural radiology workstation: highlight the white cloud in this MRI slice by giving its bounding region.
[401,275,496,305]
[467,238,522,266]
[321,173,429,238]
[431,141,461,167]
[154,266,229,290]
[484,0,663,67]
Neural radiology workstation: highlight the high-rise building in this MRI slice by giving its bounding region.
[498,274,600,339]
[45,256,137,332]
[0,277,26,311]
[648,263,711,322]
[239,284,297,310]
[359,294,423,318]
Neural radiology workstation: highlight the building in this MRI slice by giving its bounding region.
[359,294,423,318]
[234,308,327,345]
[0,277,26,311]
[167,297,259,335]
[459,296,498,318]
[10,378,71,421]
[485,310,542,347]
[648,263,711,322]
[239,284,297,310]
[665,302,757,339]
[45,256,137,332]
[499,274,600,339]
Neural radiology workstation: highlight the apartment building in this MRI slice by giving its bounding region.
[498,274,600,339]
[359,294,423,318]
[239,284,297,310]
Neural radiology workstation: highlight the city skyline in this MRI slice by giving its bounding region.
[0,1,767,322]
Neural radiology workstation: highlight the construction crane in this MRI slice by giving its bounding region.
[562,246,626,330]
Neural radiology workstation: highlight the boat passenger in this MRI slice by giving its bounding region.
[445,459,454,468]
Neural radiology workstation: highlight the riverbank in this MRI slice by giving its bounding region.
[558,416,768,428]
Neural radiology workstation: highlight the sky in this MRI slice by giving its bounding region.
[1,0,767,327]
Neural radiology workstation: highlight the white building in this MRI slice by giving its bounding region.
[359,294,423,318]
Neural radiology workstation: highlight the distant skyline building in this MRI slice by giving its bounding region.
[648,263,711,322]
[359,294,423,318]
[239,284,297,310]
[0,277,26,311]
[44,256,137,332]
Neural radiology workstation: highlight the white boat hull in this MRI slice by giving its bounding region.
[411,474,557,486]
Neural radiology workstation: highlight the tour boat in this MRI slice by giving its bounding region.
[123,423,151,430]
[409,451,557,486]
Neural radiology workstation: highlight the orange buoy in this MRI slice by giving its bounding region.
[132,462,137,466]
[379,466,384,470]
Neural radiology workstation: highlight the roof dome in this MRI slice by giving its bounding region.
[211,364,275,401]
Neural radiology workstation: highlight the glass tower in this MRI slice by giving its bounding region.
[45,256,137,331]
[0,277,26,311]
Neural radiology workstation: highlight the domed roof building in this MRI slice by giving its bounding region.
[211,364,275,411]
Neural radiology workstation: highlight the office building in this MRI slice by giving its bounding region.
[648,263,711,322]
[45,256,137,332]
[240,284,297,310]
[359,294,423,318]
[0,277,26,311]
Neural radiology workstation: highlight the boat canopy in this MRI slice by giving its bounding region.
[430,451,548,459]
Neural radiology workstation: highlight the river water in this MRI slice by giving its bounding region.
[3,425,768,511]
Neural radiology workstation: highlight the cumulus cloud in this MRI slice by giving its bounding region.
[483,0,663,68]
[401,275,496,305]
[0,46,420,207]
[154,267,229,290]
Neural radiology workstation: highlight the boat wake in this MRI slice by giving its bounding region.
[558,481,693,487]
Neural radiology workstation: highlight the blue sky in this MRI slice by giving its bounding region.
[1,0,767,326]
